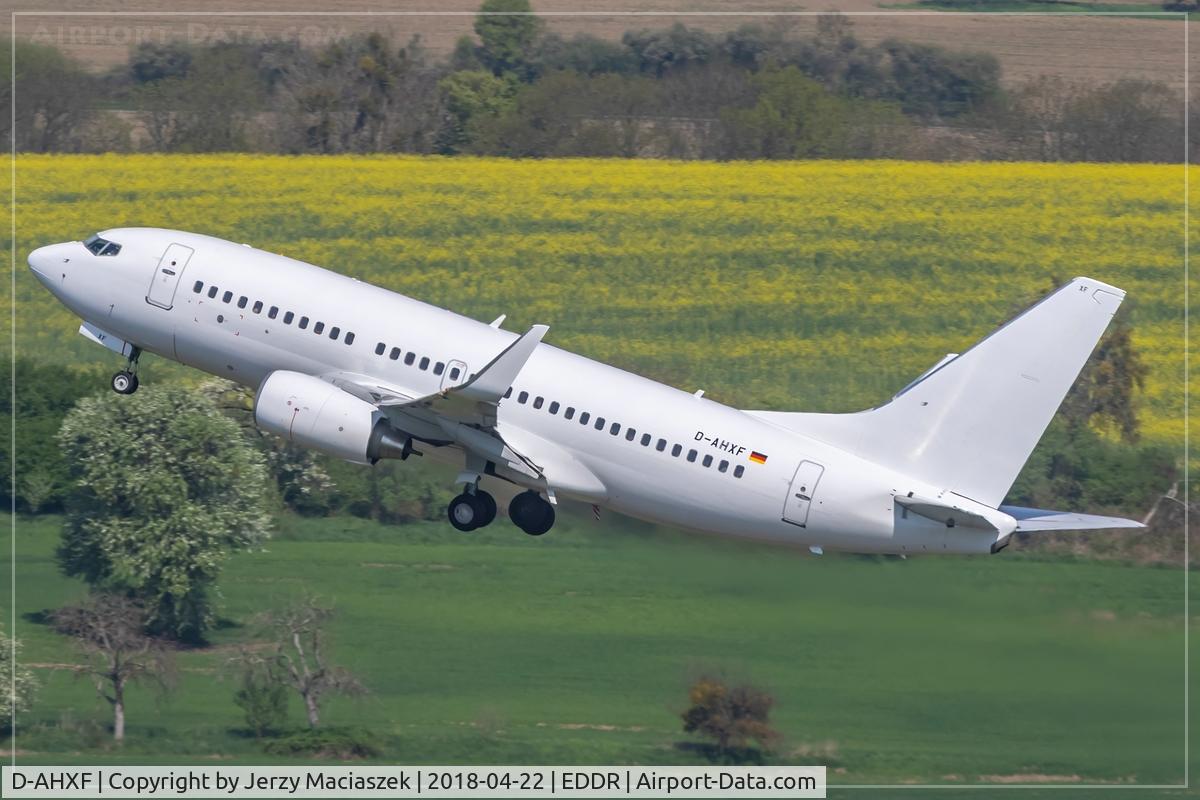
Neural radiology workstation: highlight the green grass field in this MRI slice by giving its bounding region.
[4,511,1189,792]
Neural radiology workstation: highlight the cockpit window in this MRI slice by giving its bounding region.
[83,234,121,257]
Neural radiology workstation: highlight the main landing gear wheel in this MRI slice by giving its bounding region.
[111,371,139,395]
[448,489,497,532]
[509,490,555,536]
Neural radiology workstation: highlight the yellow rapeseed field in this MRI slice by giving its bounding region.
[7,154,1189,452]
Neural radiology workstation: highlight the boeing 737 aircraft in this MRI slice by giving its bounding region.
[28,228,1143,554]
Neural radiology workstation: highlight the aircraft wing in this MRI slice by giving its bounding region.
[321,325,573,486]
[379,324,549,427]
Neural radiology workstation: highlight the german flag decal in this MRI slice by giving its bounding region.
[749,451,768,464]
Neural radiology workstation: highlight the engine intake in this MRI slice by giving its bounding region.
[254,370,411,464]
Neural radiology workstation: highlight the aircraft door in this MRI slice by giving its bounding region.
[146,243,194,310]
[782,460,825,527]
[441,359,469,391]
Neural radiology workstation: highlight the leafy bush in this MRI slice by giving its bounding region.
[262,727,380,760]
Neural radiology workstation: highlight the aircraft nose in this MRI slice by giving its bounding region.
[28,243,67,287]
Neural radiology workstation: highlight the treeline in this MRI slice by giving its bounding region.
[1,2,1188,162]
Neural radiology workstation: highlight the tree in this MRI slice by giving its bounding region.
[0,625,39,733]
[720,66,845,159]
[681,676,778,762]
[437,69,518,153]
[230,648,290,738]
[0,40,96,152]
[1,358,112,515]
[57,385,271,642]
[474,0,543,79]
[244,595,366,728]
[1059,79,1181,163]
[52,594,175,742]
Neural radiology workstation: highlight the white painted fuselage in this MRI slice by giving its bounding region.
[29,227,1134,555]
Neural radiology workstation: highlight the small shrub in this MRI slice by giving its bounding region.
[681,676,778,763]
[233,672,289,738]
[262,727,380,760]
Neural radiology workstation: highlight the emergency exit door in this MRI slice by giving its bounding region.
[146,243,194,310]
[782,460,824,527]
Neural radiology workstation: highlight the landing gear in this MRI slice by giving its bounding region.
[509,490,555,536]
[447,488,497,532]
[110,370,138,395]
[111,346,142,395]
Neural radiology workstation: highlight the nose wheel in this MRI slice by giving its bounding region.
[110,346,142,395]
[447,489,497,532]
[111,370,139,395]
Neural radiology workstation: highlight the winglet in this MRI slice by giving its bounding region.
[458,324,548,402]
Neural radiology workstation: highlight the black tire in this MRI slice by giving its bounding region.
[448,493,482,532]
[127,374,140,394]
[475,490,497,528]
[510,491,555,536]
[111,371,134,394]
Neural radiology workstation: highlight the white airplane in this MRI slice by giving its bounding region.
[28,228,1143,554]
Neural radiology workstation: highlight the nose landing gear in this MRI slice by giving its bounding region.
[110,347,142,395]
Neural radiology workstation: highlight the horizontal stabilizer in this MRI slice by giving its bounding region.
[1000,505,1144,532]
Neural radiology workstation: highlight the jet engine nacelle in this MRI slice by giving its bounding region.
[254,370,411,464]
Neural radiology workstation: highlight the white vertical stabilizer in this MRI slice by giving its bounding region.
[749,277,1125,508]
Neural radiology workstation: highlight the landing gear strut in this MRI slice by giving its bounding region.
[447,487,497,532]
[509,490,555,536]
[111,347,141,395]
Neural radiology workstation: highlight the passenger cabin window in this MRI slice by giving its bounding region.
[450,367,461,380]
[252,301,263,314]
[419,357,430,371]
[284,312,294,324]
[329,326,340,340]
[702,454,713,468]
[404,352,416,366]
[193,281,203,293]
[671,444,682,457]
[207,286,218,299]
[313,322,325,335]
[84,234,121,256]
[299,316,309,329]
[549,401,560,415]
[718,460,729,473]
[375,343,386,355]
[518,391,529,404]
[656,438,666,451]
[579,412,590,425]
[687,449,698,463]
[237,296,248,309]
[434,362,444,375]
[626,429,637,442]
[533,396,544,409]
[565,407,575,420]
[390,347,401,360]
[268,306,279,319]
[734,465,745,478]
[641,434,651,446]
[609,423,620,436]
[504,387,512,398]
[345,332,355,345]
[222,291,233,303]
[594,417,606,431]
